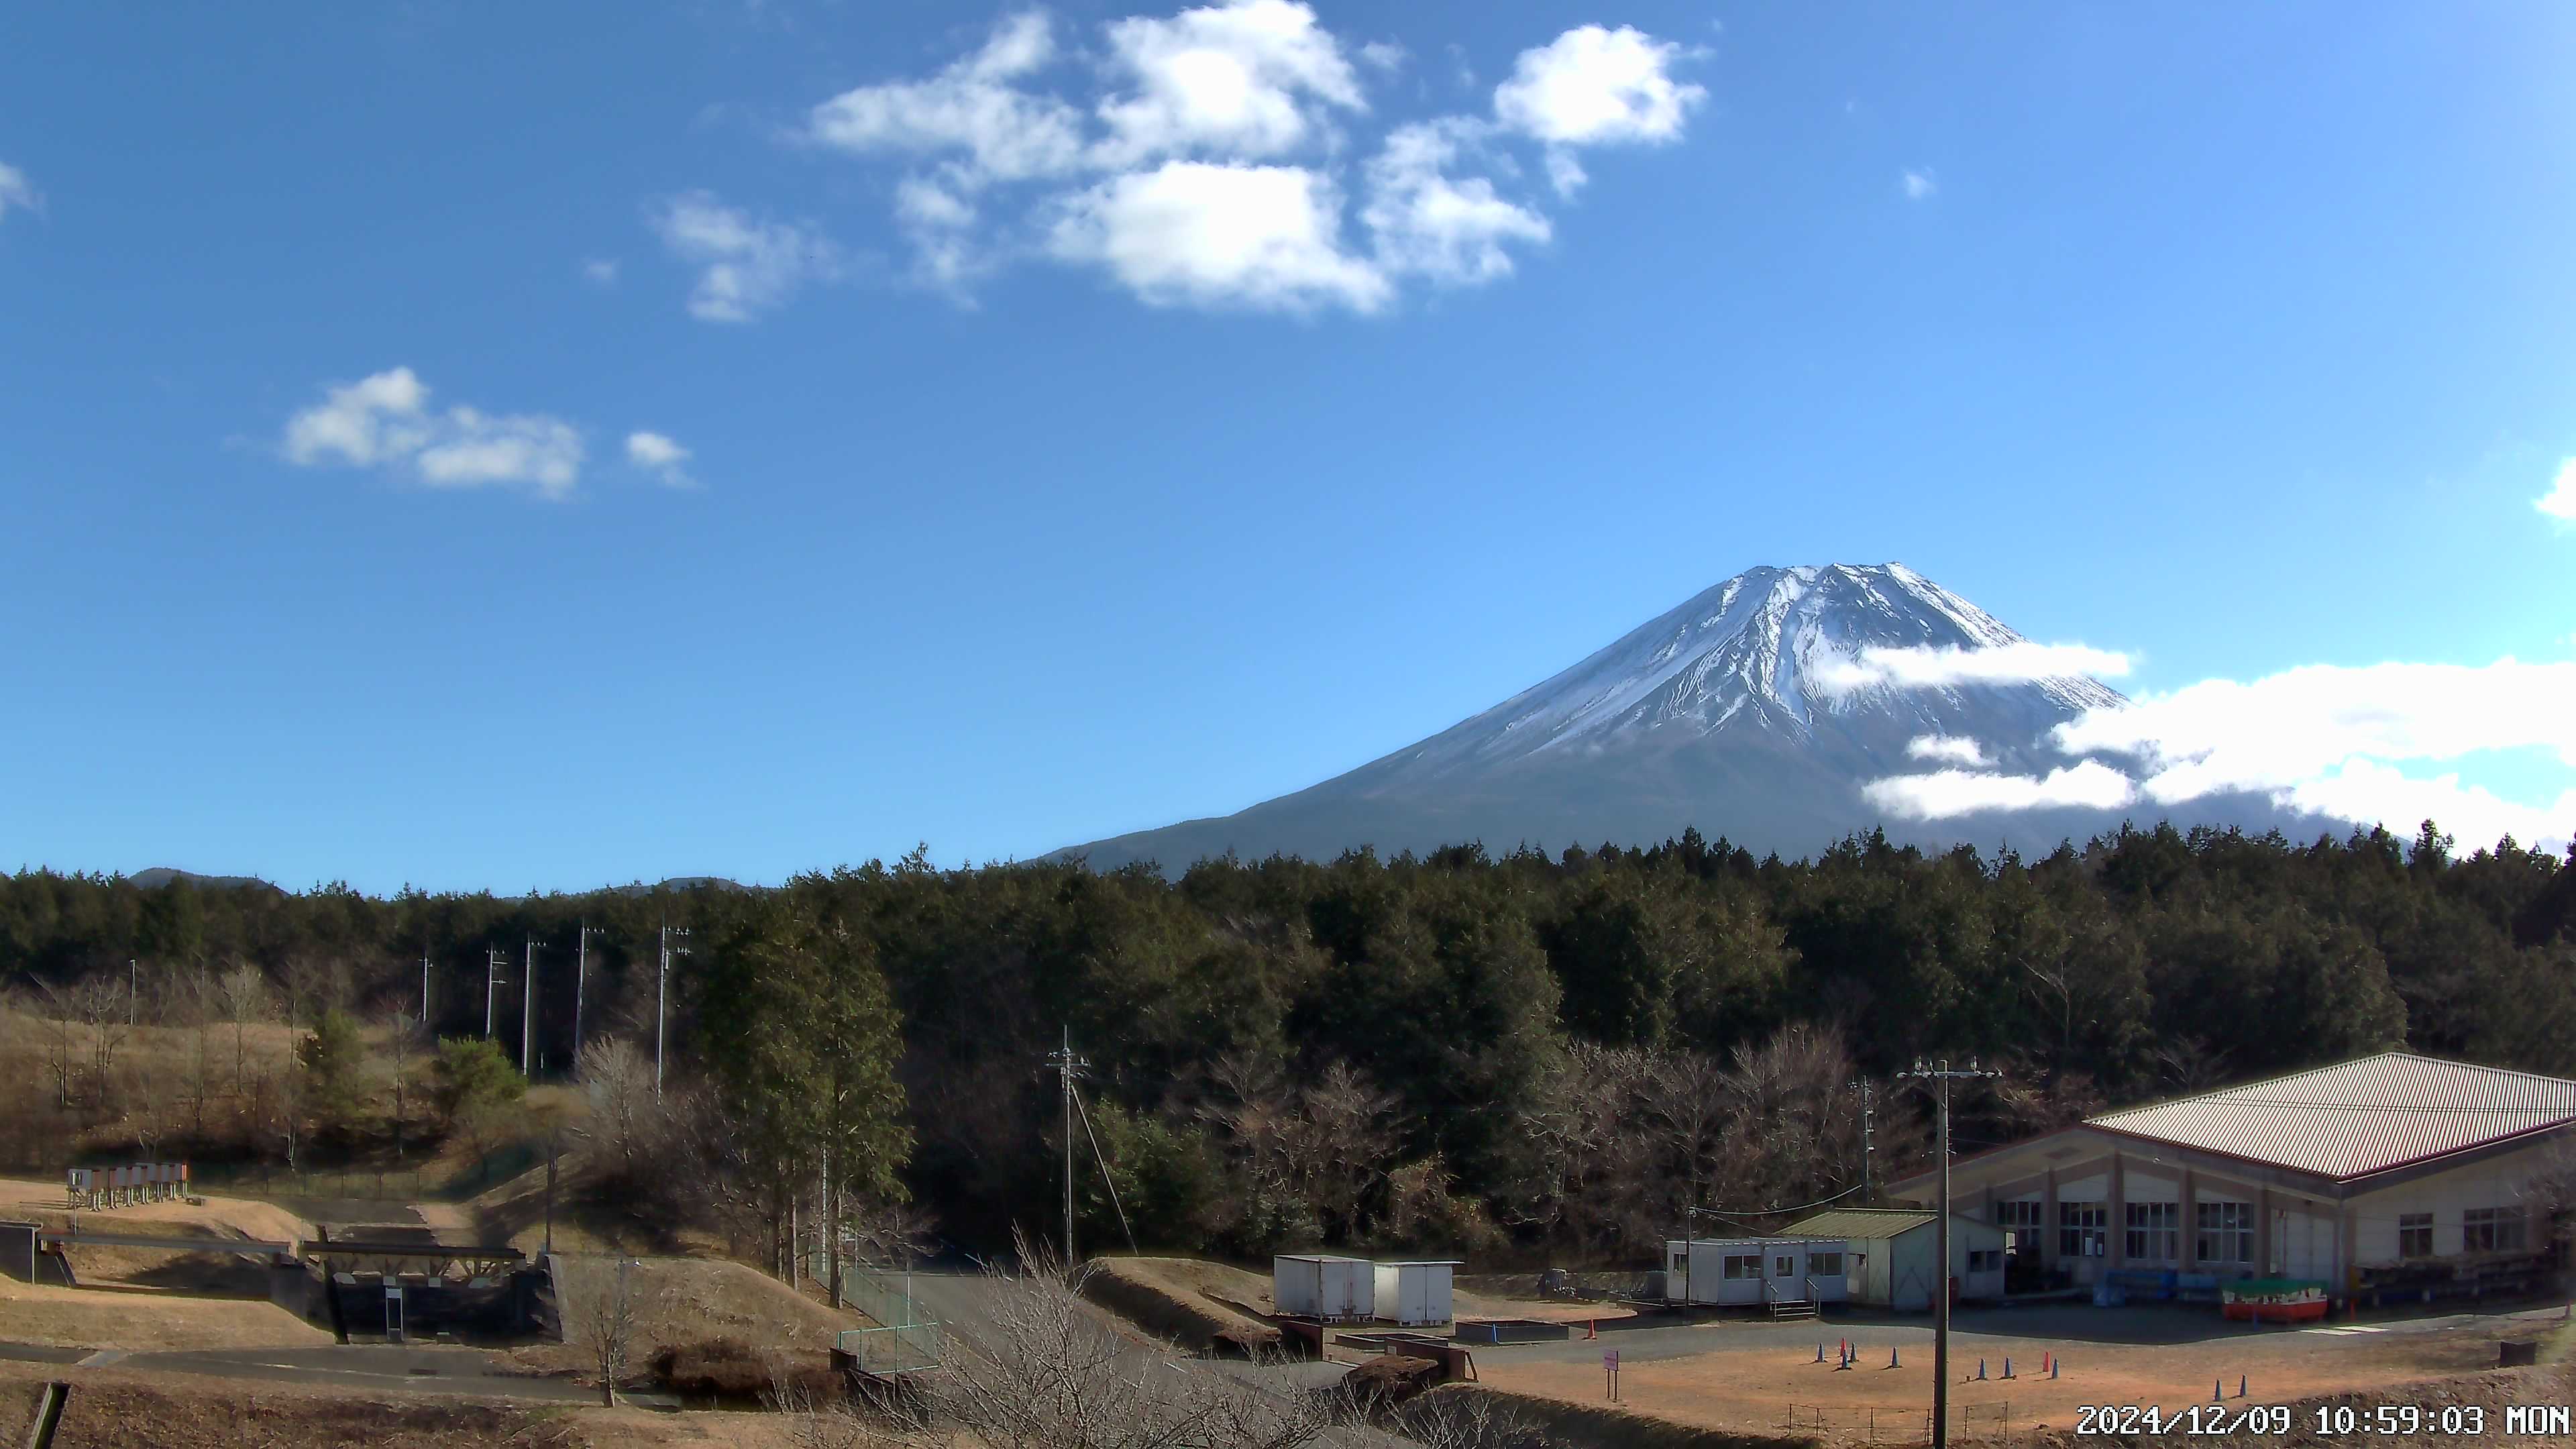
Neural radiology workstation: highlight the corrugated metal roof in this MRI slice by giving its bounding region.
[2087,1053,2576,1181]
[1782,1209,1937,1240]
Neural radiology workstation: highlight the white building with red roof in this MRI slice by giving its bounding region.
[1884,1053,2574,1307]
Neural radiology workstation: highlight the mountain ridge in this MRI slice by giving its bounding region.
[1059,562,2320,873]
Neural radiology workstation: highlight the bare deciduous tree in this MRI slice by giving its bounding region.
[557,1254,661,1407]
[30,979,80,1108]
[577,1036,657,1185]
[75,973,130,1093]
[215,962,268,1095]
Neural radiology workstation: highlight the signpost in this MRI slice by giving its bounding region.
[1604,1348,1621,1403]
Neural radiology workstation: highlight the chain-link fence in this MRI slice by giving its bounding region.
[826,1260,943,1377]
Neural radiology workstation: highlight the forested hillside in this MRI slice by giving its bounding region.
[3,819,2571,1263]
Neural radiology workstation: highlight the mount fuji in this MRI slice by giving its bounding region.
[1061,564,2310,872]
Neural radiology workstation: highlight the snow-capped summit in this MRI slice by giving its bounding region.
[1061,564,2277,873]
[1364,563,2125,786]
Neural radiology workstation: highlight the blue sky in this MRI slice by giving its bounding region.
[3,1,2571,894]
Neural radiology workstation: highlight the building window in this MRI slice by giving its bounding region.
[1811,1252,1843,1276]
[2196,1201,2253,1265]
[2398,1214,2433,1258]
[2059,1201,2106,1257]
[1997,1201,2043,1255]
[2463,1208,2528,1254]
[2126,1202,2180,1263]
[1968,1249,2002,1273]
[1723,1254,1760,1279]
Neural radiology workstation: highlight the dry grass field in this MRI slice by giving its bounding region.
[0,1358,828,1449]
[1478,1319,2532,1442]
[504,1254,866,1379]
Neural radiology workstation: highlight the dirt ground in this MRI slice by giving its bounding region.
[1097,1254,1636,1328]
[1478,1320,2524,1442]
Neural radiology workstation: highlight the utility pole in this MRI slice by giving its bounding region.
[1903,1058,2000,1449]
[421,951,432,1029]
[484,948,508,1038]
[1046,1027,1089,1267]
[655,920,690,1094]
[572,921,603,1065]
[521,937,537,1077]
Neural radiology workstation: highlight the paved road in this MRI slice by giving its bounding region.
[0,1340,678,1407]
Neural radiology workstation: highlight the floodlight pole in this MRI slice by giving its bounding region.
[521,937,537,1077]
[655,921,690,1094]
[572,921,606,1065]
[484,947,508,1038]
[1903,1058,2000,1449]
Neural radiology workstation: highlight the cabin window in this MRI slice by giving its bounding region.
[1810,1252,1843,1275]
[1723,1254,1760,1279]
[1967,1249,2002,1273]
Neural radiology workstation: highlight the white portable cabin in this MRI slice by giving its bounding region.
[1273,1254,1375,1321]
[1662,1237,1851,1307]
[1780,1210,2007,1312]
[1370,1260,1460,1326]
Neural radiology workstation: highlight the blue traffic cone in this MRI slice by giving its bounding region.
[1815,1342,1827,1363]
[1976,1358,1987,1381]
[2239,1375,2247,1399]
[2213,1379,2223,1402]
[2002,1356,2014,1379]
[2050,1356,2060,1380]
[1888,1346,1901,1368]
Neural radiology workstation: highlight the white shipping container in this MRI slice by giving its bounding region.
[1273,1254,1375,1321]
[1370,1261,1459,1326]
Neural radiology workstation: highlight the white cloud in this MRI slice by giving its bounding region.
[808,11,1087,182]
[2052,659,2576,798]
[1047,160,1389,312]
[1816,641,2134,695]
[0,161,36,223]
[1857,655,2576,853]
[2539,458,2576,521]
[1862,761,2139,819]
[625,431,697,488]
[1492,25,1705,147]
[1904,735,1992,768]
[1093,0,1366,168]
[282,368,586,500]
[1902,168,1937,201]
[651,191,843,322]
[582,257,620,285]
[1360,120,1550,286]
[786,7,1703,313]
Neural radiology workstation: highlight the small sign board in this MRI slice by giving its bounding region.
[1603,1350,1619,1370]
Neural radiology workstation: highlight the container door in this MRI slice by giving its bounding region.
[385,1285,405,1344]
